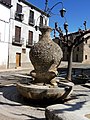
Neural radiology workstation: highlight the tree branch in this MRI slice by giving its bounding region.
[75,35,90,48]
[72,29,90,48]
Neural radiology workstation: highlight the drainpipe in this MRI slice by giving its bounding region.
[7,20,10,69]
[7,6,12,69]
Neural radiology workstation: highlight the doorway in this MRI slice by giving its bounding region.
[16,53,21,67]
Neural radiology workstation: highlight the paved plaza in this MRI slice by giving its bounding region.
[0,69,46,120]
[0,63,90,120]
[45,84,90,120]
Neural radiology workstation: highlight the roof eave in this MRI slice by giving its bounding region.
[19,0,48,17]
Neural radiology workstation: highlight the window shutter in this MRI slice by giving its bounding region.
[17,3,22,13]
[28,31,33,45]
[15,26,21,42]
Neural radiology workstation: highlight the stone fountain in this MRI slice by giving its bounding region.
[17,26,73,101]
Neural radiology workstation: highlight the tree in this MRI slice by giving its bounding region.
[55,23,90,81]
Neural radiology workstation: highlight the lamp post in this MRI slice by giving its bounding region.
[44,0,66,17]
[44,1,76,81]
[35,1,66,31]
[44,0,48,12]
[64,22,68,42]
[46,0,90,82]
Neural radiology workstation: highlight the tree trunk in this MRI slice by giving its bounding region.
[66,47,73,81]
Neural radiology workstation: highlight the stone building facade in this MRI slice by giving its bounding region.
[0,0,49,69]
[53,31,90,64]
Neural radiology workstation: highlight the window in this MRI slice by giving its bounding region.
[85,55,87,60]
[15,26,21,43]
[12,26,22,46]
[39,16,43,27]
[45,19,47,26]
[16,3,22,13]
[29,10,34,25]
[15,4,24,21]
[27,31,33,46]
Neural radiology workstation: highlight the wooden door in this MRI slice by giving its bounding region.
[16,53,21,67]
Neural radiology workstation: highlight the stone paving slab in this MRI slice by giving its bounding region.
[0,84,46,120]
[45,85,90,120]
[45,101,90,120]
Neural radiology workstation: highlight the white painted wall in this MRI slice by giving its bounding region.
[9,0,49,68]
[0,0,49,69]
[0,4,10,69]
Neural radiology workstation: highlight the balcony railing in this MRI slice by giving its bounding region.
[39,23,44,27]
[26,40,33,48]
[29,18,35,26]
[0,0,12,8]
[15,12,24,21]
[12,36,23,46]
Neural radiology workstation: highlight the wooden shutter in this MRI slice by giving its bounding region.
[30,10,34,22]
[40,16,43,26]
[17,3,22,13]
[28,31,33,45]
[15,26,21,42]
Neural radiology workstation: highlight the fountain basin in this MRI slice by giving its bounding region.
[16,82,73,101]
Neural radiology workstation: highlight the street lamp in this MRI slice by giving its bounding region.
[44,0,67,38]
[60,8,66,18]
[45,0,66,18]
[35,1,66,31]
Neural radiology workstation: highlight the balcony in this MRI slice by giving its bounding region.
[26,40,33,48]
[29,18,35,26]
[0,0,12,8]
[15,12,24,21]
[12,36,23,46]
[39,23,44,27]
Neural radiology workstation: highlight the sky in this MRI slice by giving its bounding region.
[27,0,90,34]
